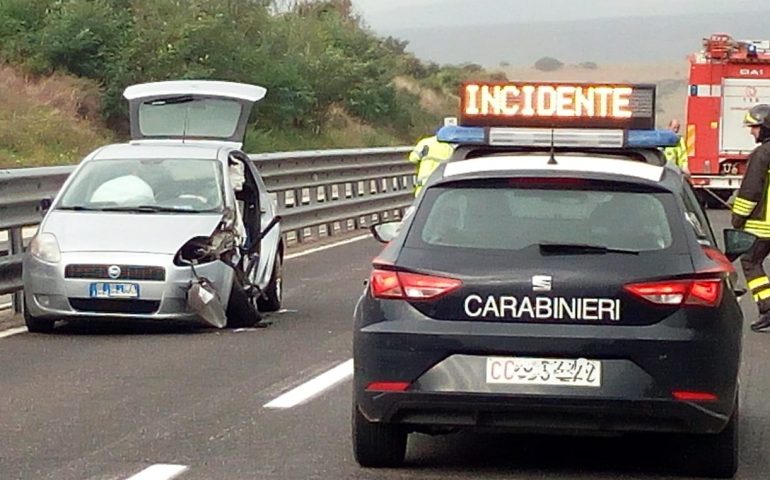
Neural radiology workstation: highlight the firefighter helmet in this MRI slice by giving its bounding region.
[743,104,770,128]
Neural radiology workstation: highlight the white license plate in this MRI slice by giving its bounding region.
[89,282,140,299]
[486,357,601,387]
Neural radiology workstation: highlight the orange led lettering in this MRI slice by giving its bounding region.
[500,85,520,115]
[612,87,633,118]
[537,86,556,116]
[575,87,594,116]
[462,83,636,120]
[481,85,497,115]
[465,84,480,115]
[521,85,536,116]
[556,86,576,116]
[594,87,613,117]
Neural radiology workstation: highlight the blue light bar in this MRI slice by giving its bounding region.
[437,125,485,144]
[436,125,679,148]
[626,129,679,148]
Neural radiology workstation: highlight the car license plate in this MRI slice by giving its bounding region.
[89,282,140,299]
[486,356,601,387]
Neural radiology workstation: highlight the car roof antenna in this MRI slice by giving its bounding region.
[547,127,558,165]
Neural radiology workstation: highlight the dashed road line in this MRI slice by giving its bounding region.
[284,234,370,260]
[0,326,27,339]
[264,358,354,409]
[125,464,189,480]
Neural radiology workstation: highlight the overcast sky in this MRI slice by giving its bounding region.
[351,0,770,31]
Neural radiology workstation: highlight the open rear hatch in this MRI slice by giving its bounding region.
[124,80,267,148]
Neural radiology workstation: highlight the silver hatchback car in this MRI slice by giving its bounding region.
[22,81,283,332]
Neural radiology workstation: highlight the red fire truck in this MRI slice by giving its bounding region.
[685,33,770,205]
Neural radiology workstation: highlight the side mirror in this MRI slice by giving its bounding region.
[39,198,53,215]
[370,221,401,244]
[724,229,758,262]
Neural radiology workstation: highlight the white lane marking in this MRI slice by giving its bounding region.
[264,358,354,409]
[0,326,27,339]
[284,234,371,260]
[125,464,189,480]
[0,302,12,310]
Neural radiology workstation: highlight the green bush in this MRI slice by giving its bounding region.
[1,0,507,158]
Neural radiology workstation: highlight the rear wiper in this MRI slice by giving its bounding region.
[147,95,194,106]
[538,243,640,255]
[57,206,103,211]
[99,205,203,214]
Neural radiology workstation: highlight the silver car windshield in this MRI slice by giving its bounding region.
[58,158,225,213]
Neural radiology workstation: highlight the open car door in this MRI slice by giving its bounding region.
[123,80,267,149]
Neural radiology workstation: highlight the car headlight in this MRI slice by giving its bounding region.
[29,233,61,263]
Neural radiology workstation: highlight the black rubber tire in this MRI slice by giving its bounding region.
[23,298,55,333]
[257,254,282,312]
[352,404,407,468]
[678,396,739,478]
[225,276,259,328]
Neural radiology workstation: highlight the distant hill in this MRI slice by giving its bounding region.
[383,10,770,66]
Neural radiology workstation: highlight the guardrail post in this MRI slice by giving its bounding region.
[320,185,331,237]
[10,227,23,314]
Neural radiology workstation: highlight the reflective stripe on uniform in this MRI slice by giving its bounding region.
[748,276,770,291]
[745,221,770,238]
[732,197,758,216]
[686,124,695,158]
[753,289,770,302]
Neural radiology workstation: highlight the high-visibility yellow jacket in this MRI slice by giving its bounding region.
[408,136,455,196]
[664,136,688,171]
[731,140,770,237]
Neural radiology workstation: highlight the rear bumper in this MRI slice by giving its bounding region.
[357,392,730,434]
[354,298,742,435]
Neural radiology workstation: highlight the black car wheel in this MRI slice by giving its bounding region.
[225,275,259,328]
[23,298,55,333]
[678,395,739,478]
[257,254,282,312]
[352,404,407,468]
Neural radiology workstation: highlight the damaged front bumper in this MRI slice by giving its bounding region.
[23,250,236,327]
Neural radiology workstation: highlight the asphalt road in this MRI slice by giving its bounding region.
[1,211,768,480]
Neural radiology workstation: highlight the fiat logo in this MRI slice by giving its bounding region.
[107,265,121,279]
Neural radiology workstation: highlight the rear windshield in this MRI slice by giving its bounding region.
[139,97,242,138]
[407,182,674,252]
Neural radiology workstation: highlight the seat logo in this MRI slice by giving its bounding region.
[532,275,552,292]
[107,265,122,279]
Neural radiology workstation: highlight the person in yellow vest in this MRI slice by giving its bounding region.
[663,119,689,173]
[409,118,457,197]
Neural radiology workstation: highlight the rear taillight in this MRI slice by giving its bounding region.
[366,381,410,392]
[370,268,462,301]
[672,390,718,402]
[624,278,723,307]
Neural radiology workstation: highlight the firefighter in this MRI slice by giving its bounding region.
[730,104,770,331]
[409,118,456,196]
[663,119,689,172]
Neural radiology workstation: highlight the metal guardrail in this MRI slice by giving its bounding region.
[0,147,415,311]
